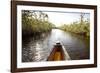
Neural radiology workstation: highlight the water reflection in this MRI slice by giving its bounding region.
[22,29,89,62]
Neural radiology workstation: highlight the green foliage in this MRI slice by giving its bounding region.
[22,10,54,36]
[59,20,90,37]
[59,13,90,37]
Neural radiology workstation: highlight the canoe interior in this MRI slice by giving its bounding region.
[47,43,65,61]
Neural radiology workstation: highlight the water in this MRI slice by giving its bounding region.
[22,29,89,62]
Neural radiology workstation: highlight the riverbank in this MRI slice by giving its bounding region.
[59,21,90,37]
[22,10,55,37]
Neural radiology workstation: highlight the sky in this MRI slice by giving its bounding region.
[43,11,90,27]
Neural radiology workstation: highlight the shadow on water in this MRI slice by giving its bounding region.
[22,32,52,62]
[22,29,90,62]
[63,32,90,60]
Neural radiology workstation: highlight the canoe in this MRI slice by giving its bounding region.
[47,42,71,61]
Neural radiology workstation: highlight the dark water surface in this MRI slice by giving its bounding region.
[22,29,89,62]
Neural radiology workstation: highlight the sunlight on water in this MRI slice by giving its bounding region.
[35,43,41,50]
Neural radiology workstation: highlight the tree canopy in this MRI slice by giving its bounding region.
[59,13,90,37]
[22,10,55,36]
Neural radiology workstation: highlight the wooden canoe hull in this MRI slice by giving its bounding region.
[47,43,70,61]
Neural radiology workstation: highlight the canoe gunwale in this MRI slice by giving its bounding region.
[47,43,71,61]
